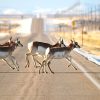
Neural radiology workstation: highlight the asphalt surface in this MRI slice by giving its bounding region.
[0,33,100,100]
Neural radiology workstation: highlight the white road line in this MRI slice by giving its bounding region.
[72,59,100,89]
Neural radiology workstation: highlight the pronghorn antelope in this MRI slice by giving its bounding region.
[25,38,66,68]
[0,38,23,71]
[39,40,80,74]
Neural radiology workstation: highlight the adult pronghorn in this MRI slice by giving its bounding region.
[25,38,66,68]
[0,37,23,71]
[39,40,80,74]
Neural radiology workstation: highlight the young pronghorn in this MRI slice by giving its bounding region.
[0,38,23,71]
[25,38,66,68]
[39,40,80,74]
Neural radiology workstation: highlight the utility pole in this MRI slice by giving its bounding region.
[90,7,93,31]
[95,5,97,31]
[9,23,11,34]
[98,5,100,30]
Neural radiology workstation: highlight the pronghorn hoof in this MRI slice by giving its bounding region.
[25,65,27,68]
[68,65,70,67]
[12,68,15,70]
[75,68,77,70]
[25,65,29,68]
[36,66,40,68]
[46,72,48,74]
[39,71,40,74]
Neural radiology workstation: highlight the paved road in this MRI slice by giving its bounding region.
[0,33,100,100]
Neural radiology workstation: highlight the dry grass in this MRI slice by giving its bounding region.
[50,31,100,56]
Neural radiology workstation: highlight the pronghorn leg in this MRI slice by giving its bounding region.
[45,56,54,74]
[47,61,54,74]
[2,59,15,70]
[40,61,54,74]
[35,59,42,68]
[32,55,41,68]
[11,56,19,71]
[65,56,77,70]
[39,61,43,74]
[39,60,45,74]
[40,58,49,74]
[32,55,36,68]
[25,52,31,68]
[42,60,48,73]
[67,56,72,67]
[40,58,54,74]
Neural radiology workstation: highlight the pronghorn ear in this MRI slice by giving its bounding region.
[8,36,12,42]
[62,39,64,44]
[71,40,73,43]
[16,37,20,41]
[10,36,12,40]
[61,37,63,41]
[59,37,63,43]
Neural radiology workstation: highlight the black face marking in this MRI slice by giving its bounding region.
[74,42,80,48]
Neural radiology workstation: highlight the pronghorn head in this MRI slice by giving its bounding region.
[71,40,80,48]
[74,41,80,48]
[15,38,23,47]
[68,40,80,50]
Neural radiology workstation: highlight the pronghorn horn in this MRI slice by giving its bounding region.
[62,39,64,42]
[16,36,20,41]
[58,37,61,43]
[61,37,63,41]
[59,37,63,43]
